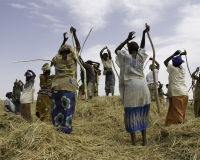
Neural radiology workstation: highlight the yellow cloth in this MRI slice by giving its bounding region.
[52,44,78,92]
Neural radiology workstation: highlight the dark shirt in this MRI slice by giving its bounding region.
[81,63,96,83]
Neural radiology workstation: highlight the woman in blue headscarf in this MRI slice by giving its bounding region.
[164,50,188,126]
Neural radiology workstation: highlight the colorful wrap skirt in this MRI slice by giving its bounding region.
[148,84,156,102]
[124,104,150,132]
[52,91,76,133]
[104,68,115,94]
[36,91,52,121]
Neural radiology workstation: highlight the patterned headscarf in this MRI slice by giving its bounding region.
[42,63,51,72]
[172,56,184,67]
[58,44,75,55]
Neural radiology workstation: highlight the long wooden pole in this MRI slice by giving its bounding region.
[145,23,160,113]
[79,28,93,56]
[112,60,119,79]
[71,32,88,100]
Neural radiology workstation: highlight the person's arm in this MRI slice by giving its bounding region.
[115,31,136,54]
[107,47,112,59]
[164,50,181,67]
[27,70,36,79]
[149,57,160,70]
[192,67,199,79]
[61,32,68,47]
[140,24,150,49]
[100,47,106,58]
[70,27,81,53]
[79,56,86,68]
[19,80,24,86]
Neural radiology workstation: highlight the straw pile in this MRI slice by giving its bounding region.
[0,97,200,160]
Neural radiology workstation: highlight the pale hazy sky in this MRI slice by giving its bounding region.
[1,0,200,100]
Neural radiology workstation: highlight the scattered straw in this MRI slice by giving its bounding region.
[0,97,199,159]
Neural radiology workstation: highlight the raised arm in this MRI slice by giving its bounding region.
[149,57,160,70]
[19,80,24,86]
[164,50,181,67]
[115,31,136,54]
[140,25,149,49]
[61,32,68,47]
[91,61,100,68]
[192,67,199,79]
[100,47,106,58]
[70,27,81,53]
[27,70,36,79]
[107,47,112,59]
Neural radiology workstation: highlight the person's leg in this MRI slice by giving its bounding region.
[87,82,92,99]
[106,93,109,96]
[141,129,147,146]
[130,132,136,145]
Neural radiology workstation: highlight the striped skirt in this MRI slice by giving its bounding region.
[52,91,76,133]
[124,104,150,132]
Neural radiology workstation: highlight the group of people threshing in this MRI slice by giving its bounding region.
[4,24,199,146]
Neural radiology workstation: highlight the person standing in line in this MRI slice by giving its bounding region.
[51,27,80,133]
[100,46,115,96]
[146,57,160,102]
[36,63,54,121]
[12,79,24,114]
[191,67,200,117]
[20,70,36,122]
[79,58,96,99]
[115,24,151,146]
[164,50,188,126]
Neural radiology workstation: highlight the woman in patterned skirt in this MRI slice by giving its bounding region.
[36,63,54,121]
[51,27,80,133]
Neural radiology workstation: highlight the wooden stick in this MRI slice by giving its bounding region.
[185,55,192,76]
[13,59,52,63]
[79,28,93,56]
[112,60,119,79]
[71,32,88,100]
[145,23,160,113]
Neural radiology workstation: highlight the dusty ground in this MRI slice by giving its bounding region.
[0,97,199,160]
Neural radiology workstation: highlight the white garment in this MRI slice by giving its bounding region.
[101,58,112,68]
[146,69,159,84]
[167,64,188,97]
[4,98,16,112]
[20,85,35,104]
[116,49,151,107]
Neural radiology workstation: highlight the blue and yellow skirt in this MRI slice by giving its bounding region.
[124,104,150,132]
[52,91,76,133]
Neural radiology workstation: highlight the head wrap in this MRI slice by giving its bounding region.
[172,56,184,67]
[42,63,51,72]
[127,41,139,50]
[6,92,12,98]
[58,44,74,55]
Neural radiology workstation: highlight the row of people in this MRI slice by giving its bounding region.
[3,25,200,146]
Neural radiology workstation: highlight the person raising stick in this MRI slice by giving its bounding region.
[164,50,188,126]
[51,27,80,133]
[191,67,200,117]
[100,46,115,96]
[115,24,151,146]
